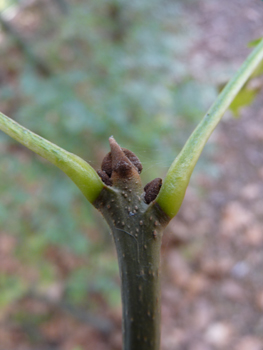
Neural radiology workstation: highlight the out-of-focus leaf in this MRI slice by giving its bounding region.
[229,82,260,116]
[220,56,263,117]
[251,60,263,77]
[248,37,263,47]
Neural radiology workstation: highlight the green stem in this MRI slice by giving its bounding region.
[112,223,162,350]
[0,112,103,203]
[157,38,263,218]
[94,185,170,350]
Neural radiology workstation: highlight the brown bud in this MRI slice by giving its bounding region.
[122,149,142,174]
[101,153,112,177]
[109,137,137,181]
[99,137,143,189]
[144,178,162,204]
[101,147,142,178]
[97,170,112,186]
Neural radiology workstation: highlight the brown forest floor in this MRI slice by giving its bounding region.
[1,0,263,349]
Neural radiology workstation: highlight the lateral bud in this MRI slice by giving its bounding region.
[144,178,162,204]
[97,170,112,186]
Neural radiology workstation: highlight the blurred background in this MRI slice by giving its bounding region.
[0,0,263,349]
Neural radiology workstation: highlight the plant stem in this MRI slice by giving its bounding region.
[0,112,104,203]
[94,185,170,350]
[157,38,263,218]
[113,224,162,350]
[94,137,171,349]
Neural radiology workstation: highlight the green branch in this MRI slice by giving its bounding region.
[156,38,263,218]
[0,112,104,203]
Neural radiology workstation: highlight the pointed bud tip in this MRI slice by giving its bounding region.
[100,137,143,188]
[109,136,116,145]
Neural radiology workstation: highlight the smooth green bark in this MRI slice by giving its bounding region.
[94,184,170,350]
[156,38,263,218]
[0,112,103,203]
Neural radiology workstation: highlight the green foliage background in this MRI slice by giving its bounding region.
[0,0,219,325]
